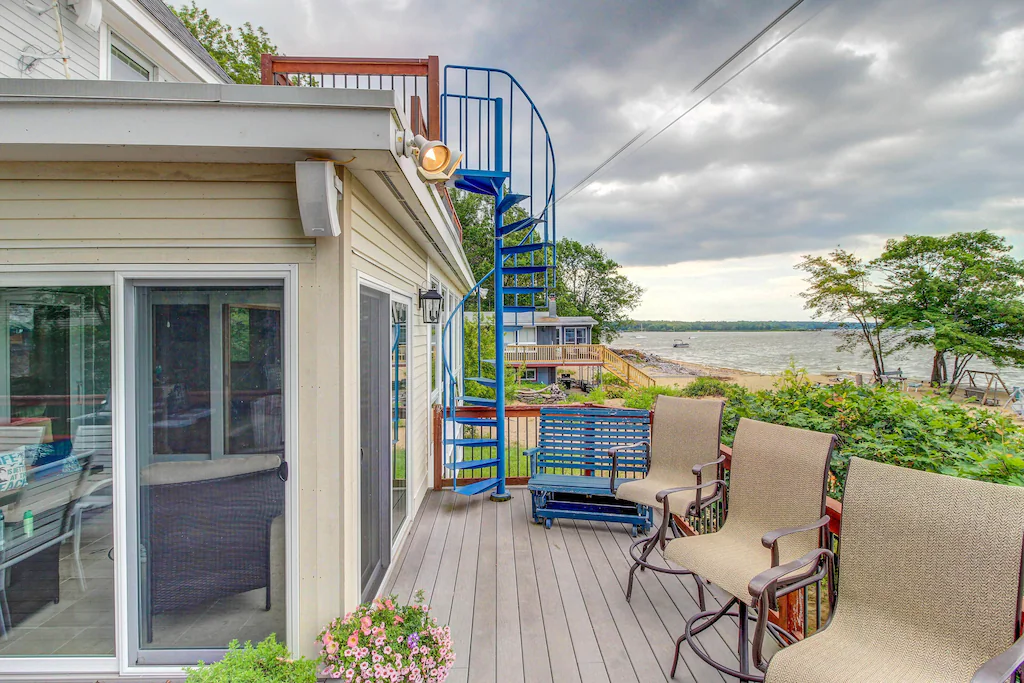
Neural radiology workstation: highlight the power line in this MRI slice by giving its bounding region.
[559,2,831,205]
[690,0,808,93]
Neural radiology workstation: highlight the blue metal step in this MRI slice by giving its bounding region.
[504,305,540,313]
[501,242,552,256]
[504,287,544,296]
[446,416,499,427]
[458,396,495,406]
[447,458,501,471]
[497,216,541,237]
[453,170,509,197]
[449,437,499,447]
[497,193,530,215]
[503,265,549,276]
[453,477,502,496]
[466,376,497,388]
[481,358,497,364]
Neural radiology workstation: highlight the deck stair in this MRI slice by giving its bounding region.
[439,66,557,499]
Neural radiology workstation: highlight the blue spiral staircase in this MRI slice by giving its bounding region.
[439,66,557,500]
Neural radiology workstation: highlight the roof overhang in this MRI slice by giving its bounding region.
[0,79,474,288]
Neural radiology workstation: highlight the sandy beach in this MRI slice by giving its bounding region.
[612,347,835,392]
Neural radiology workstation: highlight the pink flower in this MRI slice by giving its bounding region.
[348,632,360,648]
[326,641,339,654]
[361,616,373,632]
[394,616,404,624]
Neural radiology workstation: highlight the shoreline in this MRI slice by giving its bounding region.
[611,347,842,392]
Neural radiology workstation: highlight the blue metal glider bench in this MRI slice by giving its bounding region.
[526,406,653,535]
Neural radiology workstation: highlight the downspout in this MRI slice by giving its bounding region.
[51,0,71,79]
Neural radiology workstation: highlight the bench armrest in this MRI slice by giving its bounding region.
[654,480,727,548]
[528,446,544,479]
[972,635,1024,683]
[608,441,650,494]
[761,515,830,567]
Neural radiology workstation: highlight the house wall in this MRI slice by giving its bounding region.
[0,161,450,669]
[0,0,100,80]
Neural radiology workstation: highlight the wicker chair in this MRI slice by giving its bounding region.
[140,454,286,643]
[613,395,724,604]
[655,418,836,681]
[756,457,1024,683]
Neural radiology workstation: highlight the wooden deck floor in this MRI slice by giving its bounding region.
[383,488,747,683]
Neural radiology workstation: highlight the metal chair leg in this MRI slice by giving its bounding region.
[626,532,659,602]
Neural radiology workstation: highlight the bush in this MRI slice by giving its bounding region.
[722,369,1024,495]
[621,385,684,409]
[585,387,607,404]
[185,635,316,683]
[680,376,730,397]
[318,592,455,682]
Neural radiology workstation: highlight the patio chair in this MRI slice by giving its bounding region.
[140,454,286,643]
[612,395,724,605]
[756,457,1024,683]
[656,418,836,681]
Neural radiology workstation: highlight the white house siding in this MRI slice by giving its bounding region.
[0,161,459,663]
[348,174,432,508]
[0,0,100,80]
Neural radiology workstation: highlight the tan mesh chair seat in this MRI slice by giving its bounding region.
[616,471,701,513]
[615,395,723,515]
[765,458,1024,683]
[664,419,835,604]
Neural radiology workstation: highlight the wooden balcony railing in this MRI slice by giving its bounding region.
[259,55,440,140]
[502,344,656,388]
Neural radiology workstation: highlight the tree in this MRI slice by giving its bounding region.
[874,231,1024,388]
[171,2,276,84]
[554,239,644,343]
[796,249,894,381]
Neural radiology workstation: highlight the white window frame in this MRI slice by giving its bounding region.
[355,273,415,595]
[522,368,537,382]
[108,31,158,82]
[0,264,300,678]
[564,326,588,345]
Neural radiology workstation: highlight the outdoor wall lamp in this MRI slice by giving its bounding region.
[418,287,444,323]
[396,129,463,183]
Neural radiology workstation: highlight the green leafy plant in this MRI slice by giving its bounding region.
[585,387,607,404]
[184,635,316,683]
[318,592,455,682]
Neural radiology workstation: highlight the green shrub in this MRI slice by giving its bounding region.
[680,376,730,397]
[184,635,316,683]
[585,388,607,404]
[621,385,684,409]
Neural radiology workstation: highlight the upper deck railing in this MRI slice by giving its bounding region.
[260,55,440,139]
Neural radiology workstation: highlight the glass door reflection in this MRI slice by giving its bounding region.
[130,285,286,664]
[390,301,409,540]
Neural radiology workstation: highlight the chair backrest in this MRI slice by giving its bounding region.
[535,406,651,476]
[725,418,835,563]
[71,424,113,475]
[0,425,46,453]
[836,457,1024,677]
[648,395,723,480]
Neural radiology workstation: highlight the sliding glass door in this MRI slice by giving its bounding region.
[360,285,411,602]
[126,283,286,665]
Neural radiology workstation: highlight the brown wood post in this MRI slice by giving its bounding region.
[427,55,440,141]
[260,54,274,85]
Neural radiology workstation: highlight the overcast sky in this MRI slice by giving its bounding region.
[204,0,1024,320]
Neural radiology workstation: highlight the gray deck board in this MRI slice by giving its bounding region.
[385,489,750,683]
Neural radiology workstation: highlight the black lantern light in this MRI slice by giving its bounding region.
[418,288,444,324]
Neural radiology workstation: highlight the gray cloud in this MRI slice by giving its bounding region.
[205,0,1024,266]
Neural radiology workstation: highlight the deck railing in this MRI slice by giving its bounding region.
[260,55,440,140]
[432,404,838,639]
[601,346,657,388]
[504,344,602,364]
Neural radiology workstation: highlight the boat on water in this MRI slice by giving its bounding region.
[673,339,690,348]
[635,335,647,339]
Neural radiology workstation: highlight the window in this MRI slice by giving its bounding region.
[128,284,286,665]
[564,327,588,344]
[517,327,537,345]
[0,285,114,657]
[522,368,537,382]
[110,35,155,82]
[429,278,440,397]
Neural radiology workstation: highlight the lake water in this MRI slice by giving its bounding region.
[610,331,1024,388]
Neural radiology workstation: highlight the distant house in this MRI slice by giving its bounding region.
[1,0,232,83]
[500,299,598,385]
